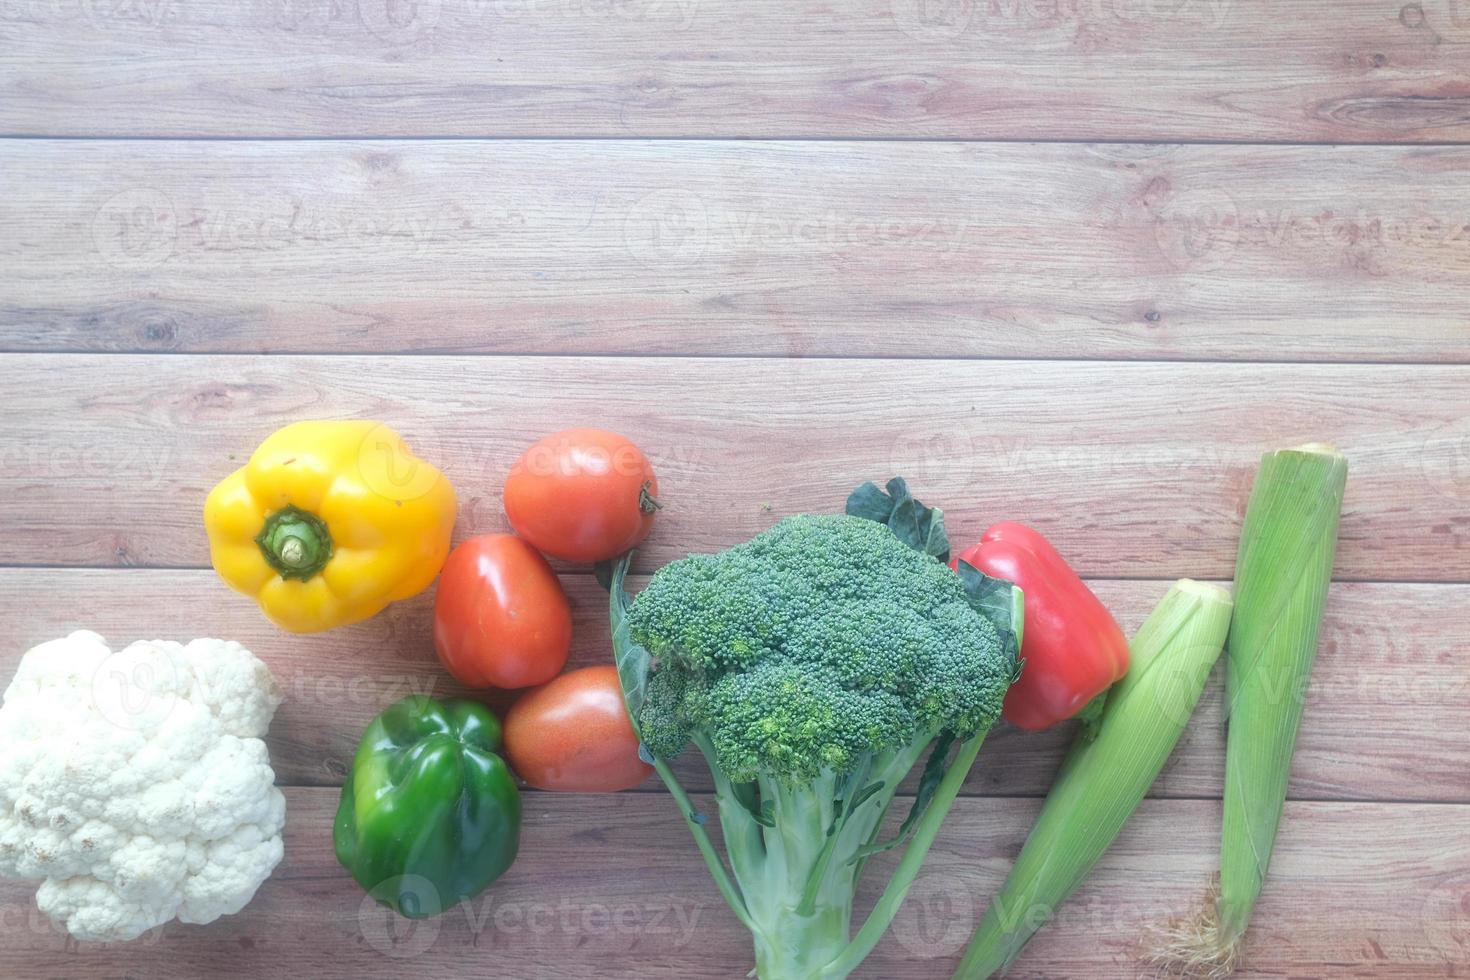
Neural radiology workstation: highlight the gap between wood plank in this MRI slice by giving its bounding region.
[6,135,1470,146]
[6,349,1470,367]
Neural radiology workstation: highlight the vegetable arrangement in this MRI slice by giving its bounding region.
[0,418,1349,980]
[328,425,663,919]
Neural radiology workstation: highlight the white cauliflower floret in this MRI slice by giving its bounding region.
[0,631,286,941]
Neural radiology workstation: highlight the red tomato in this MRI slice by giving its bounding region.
[503,428,659,563]
[503,665,653,792]
[433,534,572,689]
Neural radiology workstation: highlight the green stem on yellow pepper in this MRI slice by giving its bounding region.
[255,505,333,580]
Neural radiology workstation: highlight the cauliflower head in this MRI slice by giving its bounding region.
[0,630,286,941]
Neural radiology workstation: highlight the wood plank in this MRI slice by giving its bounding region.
[0,790,1462,977]
[3,2,1470,141]
[3,570,1466,803]
[6,140,1470,360]
[2,354,1468,579]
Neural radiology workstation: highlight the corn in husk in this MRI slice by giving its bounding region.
[1150,444,1348,977]
[953,579,1234,979]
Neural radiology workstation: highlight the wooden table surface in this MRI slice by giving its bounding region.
[3,2,1469,978]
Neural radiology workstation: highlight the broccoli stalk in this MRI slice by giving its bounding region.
[724,731,983,980]
[609,511,1022,980]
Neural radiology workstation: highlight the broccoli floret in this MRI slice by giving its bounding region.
[639,658,695,761]
[691,661,914,783]
[616,511,1019,980]
[630,514,1010,776]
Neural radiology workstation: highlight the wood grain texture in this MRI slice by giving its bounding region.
[2,1,1470,141]
[3,569,1466,802]
[0,790,1464,978]
[6,140,1470,360]
[2,353,1468,579]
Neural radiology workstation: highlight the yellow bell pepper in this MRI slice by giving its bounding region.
[204,420,456,633]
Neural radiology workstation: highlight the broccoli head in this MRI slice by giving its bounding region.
[611,499,1023,980]
[629,513,1012,782]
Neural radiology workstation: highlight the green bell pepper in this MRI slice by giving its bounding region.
[334,696,521,918]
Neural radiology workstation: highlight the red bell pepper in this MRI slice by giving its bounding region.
[953,522,1128,731]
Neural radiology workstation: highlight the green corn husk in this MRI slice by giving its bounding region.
[1150,444,1348,978]
[953,579,1234,980]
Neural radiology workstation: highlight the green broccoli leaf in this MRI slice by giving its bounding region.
[846,781,885,816]
[956,559,1025,682]
[844,481,897,523]
[593,558,617,592]
[608,552,650,740]
[850,732,956,862]
[954,559,1021,639]
[846,476,950,563]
